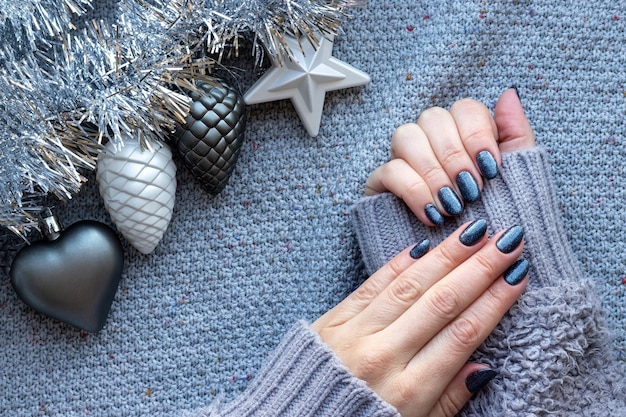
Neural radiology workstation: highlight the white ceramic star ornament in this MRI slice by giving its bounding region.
[244,33,370,137]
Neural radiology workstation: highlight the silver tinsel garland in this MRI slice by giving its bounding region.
[0,0,362,236]
[0,0,90,47]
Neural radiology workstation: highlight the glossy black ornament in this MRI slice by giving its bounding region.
[173,78,247,196]
[10,209,124,333]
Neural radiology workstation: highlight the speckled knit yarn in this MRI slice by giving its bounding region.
[185,321,400,417]
[2,1,626,416]
[181,149,626,416]
[351,149,626,416]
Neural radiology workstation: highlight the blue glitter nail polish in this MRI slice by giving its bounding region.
[456,171,481,203]
[496,225,524,254]
[410,239,430,259]
[466,368,498,394]
[477,150,498,179]
[438,186,463,216]
[459,219,488,246]
[425,204,444,226]
[511,85,521,99]
[504,259,530,286]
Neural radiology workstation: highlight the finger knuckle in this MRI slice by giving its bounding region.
[402,180,426,201]
[438,144,466,167]
[472,252,499,278]
[391,123,420,151]
[390,379,418,410]
[450,98,480,113]
[384,255,408,278]
[353,349,392,382]
[486,281,510,309]
[378,160,397,179]
[389,276,424,305]
[418,106,448,124]
[437,390,466,417]
[427,285,461,321]
[433,243,460,271]
[419,161,445,184]
[449,316,482,347]
[350,281,379,304]
[462,126,496,148]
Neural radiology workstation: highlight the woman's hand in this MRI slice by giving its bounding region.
[365,88,535,225]
[312,89,536,416]
[312,220,529,416]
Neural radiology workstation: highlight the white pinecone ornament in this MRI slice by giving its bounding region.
[96,139,176,254]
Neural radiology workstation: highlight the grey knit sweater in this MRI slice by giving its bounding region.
[189,148,626,416]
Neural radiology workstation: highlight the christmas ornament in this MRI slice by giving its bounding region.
[0,0,363,234]
[172,79,247,195]
[96,139,177,255]
[10,208,124,333]
[0,0,191,237]
[244,33,370,137]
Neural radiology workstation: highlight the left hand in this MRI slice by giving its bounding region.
[365,89,535,225]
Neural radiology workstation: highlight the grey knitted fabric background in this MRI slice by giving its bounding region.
[1,1,625,416]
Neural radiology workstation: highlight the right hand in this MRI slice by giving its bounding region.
[313,219,529,416]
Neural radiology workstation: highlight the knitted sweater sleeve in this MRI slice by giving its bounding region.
[186,148,625,417]
[351,147,626,416]
[184,320,400,417]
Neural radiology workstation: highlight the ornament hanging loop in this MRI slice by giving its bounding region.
[39,208,63,241]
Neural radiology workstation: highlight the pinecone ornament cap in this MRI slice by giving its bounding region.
[96,139,177,255]
[174,78,246,196]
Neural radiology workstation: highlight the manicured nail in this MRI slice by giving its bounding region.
[459,219,488,246]
[504,259,530,286]
[510,85,521,99]
[425,203,444,226]
[476,150,498,180]
[410,239,430,259]
[438,186,463,216]
[465,368,498,394]
[496,225,524,254]
[456,171,481,203]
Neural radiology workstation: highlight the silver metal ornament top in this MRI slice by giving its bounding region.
[39,208,63,241]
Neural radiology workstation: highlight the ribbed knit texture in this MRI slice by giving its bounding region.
[2,1,626,416]
[184,321,399,417]
[351,148,626,416]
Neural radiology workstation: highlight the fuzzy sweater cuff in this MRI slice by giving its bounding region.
[350,148,626,416]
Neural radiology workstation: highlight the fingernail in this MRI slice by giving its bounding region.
[510,85,521,99]
[456,171,481,203]
[425,203,444,226]
[476,150,498,180]
[410,238,430,259]
[496,225,524,254]
[438,186,463,216]
[459,219,488,246]
[504,259,530,286]
[465,368,498,394]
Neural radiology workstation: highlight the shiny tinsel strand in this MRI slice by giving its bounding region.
[0,0,364,236]
[193,0,365,65]
[0,0,91,48]
[0,1,199,235]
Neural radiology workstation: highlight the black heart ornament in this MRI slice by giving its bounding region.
[10,210,124,333]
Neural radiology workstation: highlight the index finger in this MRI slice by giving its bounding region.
[312,240,428,329]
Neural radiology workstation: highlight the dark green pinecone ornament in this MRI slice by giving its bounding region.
[173,78,246,195]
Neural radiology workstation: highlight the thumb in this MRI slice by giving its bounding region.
[494,88,536,153]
